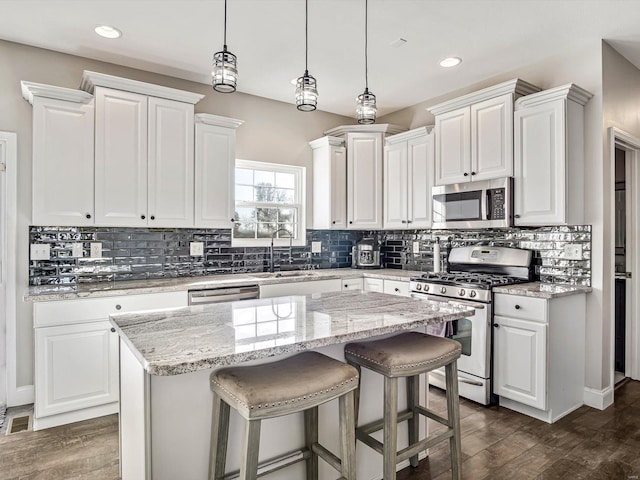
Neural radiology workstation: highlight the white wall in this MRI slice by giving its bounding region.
[0,39,352,400]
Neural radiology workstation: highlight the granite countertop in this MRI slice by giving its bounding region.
[493,282,592,299]
[109,290,474,376]
[24,268,422,301]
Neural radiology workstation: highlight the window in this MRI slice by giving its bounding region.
[233,160,306,246]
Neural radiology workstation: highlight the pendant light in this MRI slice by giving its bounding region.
[295,0,318,111]
[356,0,377,124]
[212,0,238,93]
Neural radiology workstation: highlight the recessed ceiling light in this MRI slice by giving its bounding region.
[95,25,122,39]
[439,57,462,68]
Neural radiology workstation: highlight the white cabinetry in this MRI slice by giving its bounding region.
[347,132,384,229]
[384,127,434,229]
[428,79,540,186]
[194,114,244,228]
[362,277,410,297]
[363,277,384,293]
[493,291,586,423]
[342,278,363,291]
[22,82,95,226]
[33,291,188,430]
[310,136,347,229]
[260,279,342,298]
[513,84,593,226]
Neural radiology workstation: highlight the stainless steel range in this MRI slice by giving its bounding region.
[410,246,533,405]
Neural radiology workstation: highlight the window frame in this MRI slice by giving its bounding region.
[233,159,306,247]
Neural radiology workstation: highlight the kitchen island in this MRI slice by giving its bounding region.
[110,290,473,480]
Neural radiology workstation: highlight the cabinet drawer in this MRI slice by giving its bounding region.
[383,279,410,297]
[342,278,363,291]
[34,291,188,327]
[363,278,384,293]
[494,293,547,322]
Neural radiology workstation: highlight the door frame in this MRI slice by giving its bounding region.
[608,127,640,383]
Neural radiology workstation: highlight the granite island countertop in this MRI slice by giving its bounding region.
[109,290,474,376]
[493,282,592,299]
[25,268,422,301]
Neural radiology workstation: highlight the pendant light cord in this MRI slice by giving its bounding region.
[305,0,309,72]
[223,0,228,48]
[364,0,369,90]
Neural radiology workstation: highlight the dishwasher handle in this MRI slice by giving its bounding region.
[188,285,260,305]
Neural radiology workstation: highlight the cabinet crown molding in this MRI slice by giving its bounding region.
[323,123,406,137]
[427,78,541,116]
[385,126,433,144]
[80,71,205,105]
[309,136,345,149]
[195,113,244,129]
[515,83,594,109]
[21,81,93,105]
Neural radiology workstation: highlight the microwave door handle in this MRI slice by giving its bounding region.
[486,191,492,220]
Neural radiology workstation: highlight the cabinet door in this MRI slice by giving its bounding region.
[363,277,384,293]
[330,145,348,229]
[471,94,513,181]
[383,279,410,297]
[194,122,235,228]
[435,107,470,185]
[407,134,433,228]
[95,87,148,226]
[347,133,383,229]
[383,142,408,229]
[32,97,95,226]
[514,99,566,225]
[35,321,119,418]
[494,315,547,410]
[148,97,194,227]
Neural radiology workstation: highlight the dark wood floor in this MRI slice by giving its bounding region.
[1,380,639,479]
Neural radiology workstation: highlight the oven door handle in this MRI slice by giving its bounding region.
[459,377,484,386]
[446,299,486,310]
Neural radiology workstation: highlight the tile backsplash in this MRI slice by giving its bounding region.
[29,225,591,287]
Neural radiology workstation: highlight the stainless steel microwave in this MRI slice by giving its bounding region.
[432,177,513,229]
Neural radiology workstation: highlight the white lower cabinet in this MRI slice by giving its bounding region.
[341,278,363,291]
[362,277,410,297]
[33,291,187,430]
[259,279,342,298]
[363,277,384,293]
[493,291,586,423]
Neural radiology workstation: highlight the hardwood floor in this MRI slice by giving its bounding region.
[1,380,639,479]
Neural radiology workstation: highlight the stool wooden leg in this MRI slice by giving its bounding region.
[445,361,462,480]
[383,376,398,480]
[406,375,420,468]
[350,363,362,428]
[339,390,357,480]
[239,419,261,480]
[209,392,230,480]
[304,406,319,480]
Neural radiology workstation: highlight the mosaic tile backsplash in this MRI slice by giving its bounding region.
[29,225,591,287]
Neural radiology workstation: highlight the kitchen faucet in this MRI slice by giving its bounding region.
[269,228,293,273]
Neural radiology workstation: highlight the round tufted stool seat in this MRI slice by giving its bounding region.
[345,331,463,480]
[209,351,359,480]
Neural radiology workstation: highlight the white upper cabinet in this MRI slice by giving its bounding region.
[347,132,383,229]
[384,127,434,229]
[194,114,244,229]
[310,136,347,229]
[513,84,592,226]
[22,82,95,226]
[428,79,540,186]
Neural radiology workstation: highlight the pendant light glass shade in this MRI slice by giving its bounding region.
[357,0,376,124]
[356,88,377,124]
[295,0,318,111]
[212,0,237,93]
[296,70,318,111]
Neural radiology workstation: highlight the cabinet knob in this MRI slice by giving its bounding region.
[349,221,353,224]
[407,220,412,224]
[401,220,407,224]
[463,172,469,177]
[493,324,500,328]
[514,214,521,219]
[115,304,122,310]
[515,304,521,310]
[150,215,155,220]
[344,284,348,288]
[141,215,146,220]
[395,288,400,292]
[85,213,92,219]
[332,221,336,224]
[110,327,116,333]
[471,171,476,176]
[230,218,235,222]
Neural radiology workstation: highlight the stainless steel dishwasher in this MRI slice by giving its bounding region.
[187,285,260,305]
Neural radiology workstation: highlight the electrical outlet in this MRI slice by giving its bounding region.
[90,242,102,258]
[30,243,50,260]
[71,243,84,258]
[412,241,420,253]
[563,243,583,260]
[190,241,204,256]
[311,241,322,253]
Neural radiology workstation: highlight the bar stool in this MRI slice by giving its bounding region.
[344,331,463,480]
[209,351,359,480]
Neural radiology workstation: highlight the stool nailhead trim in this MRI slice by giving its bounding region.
[345,347,461,371]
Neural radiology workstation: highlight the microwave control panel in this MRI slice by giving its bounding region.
[488,188,506,219]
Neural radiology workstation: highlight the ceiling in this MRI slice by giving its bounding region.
[2,0,640,118]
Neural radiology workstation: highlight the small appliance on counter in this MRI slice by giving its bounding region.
[352,237,381,269]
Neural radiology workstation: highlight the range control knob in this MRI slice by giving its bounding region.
[415,284,422,291]
[424,285,430,292]
[458,289,466,297]
[440,287,447,294]
[469,290,477,298]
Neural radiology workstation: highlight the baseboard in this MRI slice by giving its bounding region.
[33,402,118,431]
[583,385,614,410]
[7,385,34,408]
